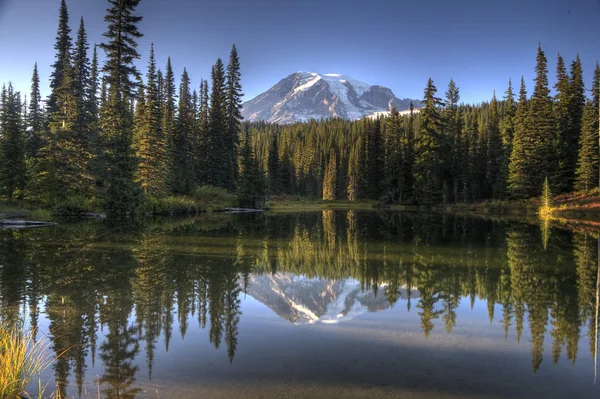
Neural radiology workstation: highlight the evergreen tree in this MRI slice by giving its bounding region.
[384,107,403,202]
[0,84,27,200]
[133,44,167,199]
[39,53,92,201]
[267,132,281,194]
[172,68,194,194]
[322,150,337,200]
[195,78,209,185]
[553,53,572,192]
[27,63,44,159]
[98,0,144,217]
[206,59,228,188]
[442,80,461,202]
[225,44,243,191]
[499,79,516,198]
[162,57,176,188]
[366,118,384,199]
[236,127,267,208]
[486,92,503,197]
[48,0,72,116]
[73,17,91,128]
[568,55,585,186]
[575,102,598,191]
[414,78,443,205]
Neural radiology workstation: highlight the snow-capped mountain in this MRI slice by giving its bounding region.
[243,273,420,324]
[242,72,422,124]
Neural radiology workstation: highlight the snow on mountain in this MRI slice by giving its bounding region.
[242,273,420,325]
[242,72,422,124]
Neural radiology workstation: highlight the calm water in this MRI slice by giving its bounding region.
[1,211,600,398]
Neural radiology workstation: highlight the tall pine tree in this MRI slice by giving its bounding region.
[0,84,27,200]
[98,0,144,216]
[48,0,72,116]
[225,44,243,191]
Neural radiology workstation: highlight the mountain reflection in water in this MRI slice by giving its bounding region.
[0,210,599,398]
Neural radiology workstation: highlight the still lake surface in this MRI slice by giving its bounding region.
[2,211,600,398]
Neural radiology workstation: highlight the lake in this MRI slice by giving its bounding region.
[1,211,599,398]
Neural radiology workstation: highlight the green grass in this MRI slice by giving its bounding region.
[266,196,382,212]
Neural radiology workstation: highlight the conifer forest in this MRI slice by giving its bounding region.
[1,0,599,217]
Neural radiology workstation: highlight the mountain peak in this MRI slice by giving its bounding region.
[242,72,421,124]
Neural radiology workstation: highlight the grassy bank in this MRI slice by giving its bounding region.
[266,196,387,212]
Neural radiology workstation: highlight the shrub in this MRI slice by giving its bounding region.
[52,196,102,216]
[193,185,235,208]
[141,196,202,215]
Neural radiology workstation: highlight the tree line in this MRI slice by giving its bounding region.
[0,0,266,217]
[251,46,600,205]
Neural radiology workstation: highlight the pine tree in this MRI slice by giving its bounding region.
[225,44,243,191]
[48,0,72,116]
[172,68,194,194]
[133,44,167,199]
[39,54,92,201]
[508,77,530,198]
[0,84,27,200]
[568,55,585,186]
[237,127,267,208]
[267,132,281,194]
[195,78,209,185]
[486,92,503,197]
[162,57,176,190]
[206,59,228,188]
[414,78,443,205]
[366,118,383,199]
[499,79,516,198]
[575,102,598,191]
[98,0,143,217]
[384,107,403,202]
[27,63,43,159]
[443,80,461,202]
[553,53,572,193]
[73,17,91,128]
[322,150,337,200]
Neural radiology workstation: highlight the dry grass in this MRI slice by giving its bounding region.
[0,324,56,399]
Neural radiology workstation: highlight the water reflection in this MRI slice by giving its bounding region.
[0,212,599,397]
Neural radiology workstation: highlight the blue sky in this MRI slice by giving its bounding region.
[0,0,599,104]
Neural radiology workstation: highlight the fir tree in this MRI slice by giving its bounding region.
[499,78,516,198]
[384,107,403,202]
[508,77,530,198]
[366,118,383,199]
[27,63,44,159]
[73,17,91,128]
[98,0,144,217]
[236,127,267,208]
[486,92,503,197]
[575,102,598,191]
[322,150,337,200]
[553,53,572,192]
[40,54,92,201]
[568,55,585,185]
[225,44,243,191]
[162,57,176,188]
[48,0,72,116]
[443,80,462,202]
[172,68,194,194]
[267,132,281,194]
[414,78,443,205]
[0,84,27,200]
[206,59,228,189]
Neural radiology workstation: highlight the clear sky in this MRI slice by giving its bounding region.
[0,0,599,105]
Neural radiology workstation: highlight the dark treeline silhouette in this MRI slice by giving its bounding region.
[0,212,599,396]
[250,47,600,205]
